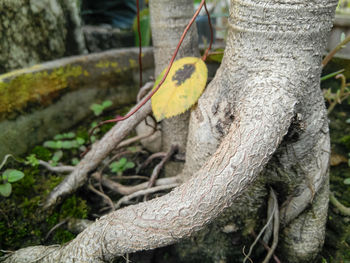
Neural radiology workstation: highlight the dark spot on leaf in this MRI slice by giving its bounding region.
[172,64,195,86]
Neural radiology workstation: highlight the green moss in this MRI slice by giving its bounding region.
[31,146,52,161]
[0,164,88,251]
[0,65,83,120]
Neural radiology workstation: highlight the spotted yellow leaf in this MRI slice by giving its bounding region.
[151,57,208,121]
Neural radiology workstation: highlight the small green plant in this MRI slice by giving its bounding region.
[25,154,39,167]
[0,155,25,197]
[43,132,85,150]
[51,151,63,167]
[90,100,113,116]
[71,158,80,166]
[109,158,135,176]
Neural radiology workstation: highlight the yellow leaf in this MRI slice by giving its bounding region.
[151,57,208,121]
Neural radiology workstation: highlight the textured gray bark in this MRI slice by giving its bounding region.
[0,0,85,74]
[150,0,200,156]
[180,0,336,261]
[2,0,337,262]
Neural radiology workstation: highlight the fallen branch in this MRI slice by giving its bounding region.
[43,98,152,210]
[115,183,179,209]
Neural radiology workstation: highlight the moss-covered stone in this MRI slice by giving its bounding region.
[0,47,154,161]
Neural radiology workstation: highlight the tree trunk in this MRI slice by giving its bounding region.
[180,0,335,261]
[0,0,85,74]
[137,0,200,176]
[2,0,337,262]
[150,0,199,157]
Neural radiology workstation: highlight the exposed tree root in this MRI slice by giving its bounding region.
[330,191,350,216]
[44,220,69,242]
[138,152,167,171]
[147,145,177,189]
[243,188,278,263]
[115,183,179,209]
[262,190,279,263]
[94,174,181,196]
[43,97,152,209]
[2,81,297,262]
[255,233,281,263]
[88,182,115,212]
[38,161,74,173]
[117,131,155,149]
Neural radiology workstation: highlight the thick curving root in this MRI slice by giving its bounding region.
[2,0,337,262]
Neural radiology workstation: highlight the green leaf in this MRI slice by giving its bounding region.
[90,101,112,116]
[52,151,63,163]
[54,132,75,140]
[124,162,135,170]
[320,69,345,82]
[3,169,25,182]
[109,162,122,173]
[102,100,113,108]
[61,140,79,149]
[0,183,12,197]
[344,178,350,185]
[119,157,127,166]
[90,104,103,116]
[76,137,85,145]
[206,48,224,63]
[44,140,59,149]
[71,158,80,166]
[25,154,39,167]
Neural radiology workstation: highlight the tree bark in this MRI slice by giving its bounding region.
[2,0,337,262]
[180,0,335,261]
[149,0,199,157]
